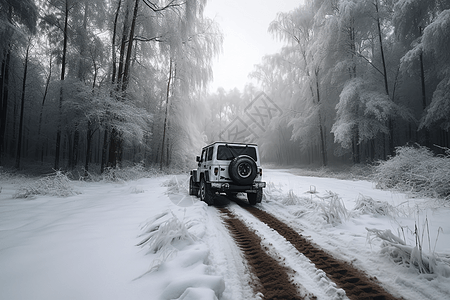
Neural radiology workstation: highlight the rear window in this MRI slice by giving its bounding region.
[217,145,257,161]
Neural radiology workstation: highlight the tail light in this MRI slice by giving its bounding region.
[214,167,219,176]
[259,168,262,176]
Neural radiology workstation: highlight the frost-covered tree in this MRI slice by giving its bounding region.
[332,78,411,162]
[0,0,38,165]
[268,4,331,166]
[327,0,414,162]
[418,9,450,132]
[153,1,222,169]
[40,0,82,169]
[0,0,222,172]
[250,0,432,165]
[74,0,221,170]
[394,0,450,148]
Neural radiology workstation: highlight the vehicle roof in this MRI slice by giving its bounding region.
[202,141,257,150]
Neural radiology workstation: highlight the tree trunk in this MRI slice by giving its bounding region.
[104,0,123,172]
[101,127,108,173]
[69,1,89,170]
[108,127,119,168]
[85,61,99,174]
[369,139,375,162]
[84,122,93,175]
[0,50,10,164]
[348,20,360,164]
[352,132,360,164]
[108,0,134,168]
[315,68,327,166]
[160,59,173,170]
[418,26,430,148]
[116,1,131,90]
[111,0,122,84]
[55,0,69,170]
[37,55,52,162]
[0,6,13,165]
[77,1,89,81]
[122,0,139,92]
[375,0,394,156]
[70,127,79,169]
[15,40,31,169]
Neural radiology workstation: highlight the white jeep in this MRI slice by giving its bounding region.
[189,142,266,205]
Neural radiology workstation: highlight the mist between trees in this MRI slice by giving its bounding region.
[1,0,450,174]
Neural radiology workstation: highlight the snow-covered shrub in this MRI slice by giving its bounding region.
[0,166,11,181]
[265,183,350,225]
[0,167,27,184]
[373,145,450,199]
[137,211,197,256]
[263,181,285,202]
[264,183,311,205]
[316,191,349,226]
[281,190,301,205]
[0,167,10,193]
[137,210,200,275]
[366,227,450,277]
[346,164,373,180]
[353,194,399,217]
[13,171,80,198]
[102,162,161,182]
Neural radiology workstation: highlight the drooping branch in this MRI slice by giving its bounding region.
[141,0,186,13]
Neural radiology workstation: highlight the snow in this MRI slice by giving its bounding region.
[1,169,450,299]
[260,169,450,299]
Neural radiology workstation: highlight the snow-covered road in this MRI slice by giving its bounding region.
[1,169,449,299]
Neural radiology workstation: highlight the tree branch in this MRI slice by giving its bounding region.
[350,49,385,77]
[141,0,185,12]
[134,35,165,42]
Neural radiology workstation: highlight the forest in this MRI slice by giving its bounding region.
[1,0,450,174]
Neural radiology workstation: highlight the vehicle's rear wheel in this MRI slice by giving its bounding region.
[247,188,262,205]
[189,176,199,197]
[200,178,215,205]
[229,155,257,185]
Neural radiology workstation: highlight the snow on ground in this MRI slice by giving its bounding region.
[1,169,449,299]
[260,169,450,300]
[0,175,223,300]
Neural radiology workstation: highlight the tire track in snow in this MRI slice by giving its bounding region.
[218,207,310,300]
[240,204,401,300]
[205,207,256,300]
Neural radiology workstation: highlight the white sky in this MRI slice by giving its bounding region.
[203,0,303,92]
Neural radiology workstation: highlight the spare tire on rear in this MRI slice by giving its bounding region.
[229,155,257,185]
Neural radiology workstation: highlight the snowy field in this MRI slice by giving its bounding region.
[1,169,449,299]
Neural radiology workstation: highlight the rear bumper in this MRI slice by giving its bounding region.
[210,181,266,192]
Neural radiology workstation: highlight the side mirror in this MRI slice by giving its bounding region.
[196,156,201,162]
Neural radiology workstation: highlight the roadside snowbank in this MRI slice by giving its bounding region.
[261,169,450,300]
[0,175,223,300]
